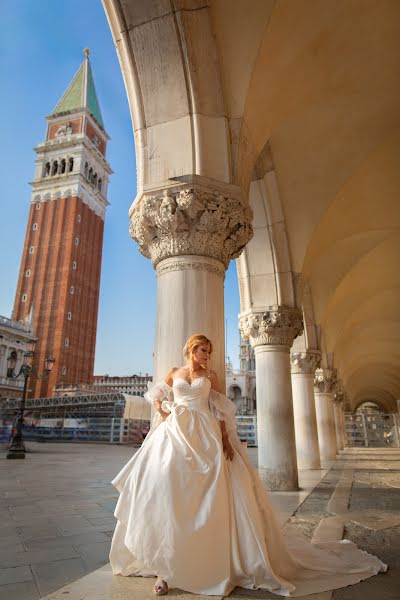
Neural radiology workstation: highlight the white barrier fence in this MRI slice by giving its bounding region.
[0,417,150,445]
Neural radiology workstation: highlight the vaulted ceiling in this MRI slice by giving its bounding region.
[103,0,400,410]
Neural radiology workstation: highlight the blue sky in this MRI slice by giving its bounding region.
[0,0,241,375]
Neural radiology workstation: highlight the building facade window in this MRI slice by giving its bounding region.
[22,294,27,303]
[51,160,58,176]
[77,214,81,223]
[62,366,67,375]
[33,223,38,231]
[64,338,69,347]
[67,312,72,320]
[36,202,41,210]
[70,286,74,295]
[60,158,66,174]
[25,270,31,278]
[68,157,74,172]
[72,261,77,270]
[29,246,34,254]
[75,237,79,246]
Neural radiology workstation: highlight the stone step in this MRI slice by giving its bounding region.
[338,448,400,460]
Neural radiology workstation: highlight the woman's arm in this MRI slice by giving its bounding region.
[210,370,234,461]
[154,368,176,420]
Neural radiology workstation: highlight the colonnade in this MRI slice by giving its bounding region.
[129,177,347,492]
[238,312,347,489]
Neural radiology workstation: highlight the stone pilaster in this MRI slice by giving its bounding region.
[290,350,321,469]
[129,177,253,382]
[240,306,303,490]
[314,368,338,463]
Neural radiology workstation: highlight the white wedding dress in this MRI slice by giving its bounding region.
[109,376,386,596]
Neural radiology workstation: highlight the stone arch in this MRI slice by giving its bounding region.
[236,145,296,315]
[103,0,233,197]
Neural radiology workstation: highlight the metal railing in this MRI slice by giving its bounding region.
[344,412,400,448]
[1,392,126,410]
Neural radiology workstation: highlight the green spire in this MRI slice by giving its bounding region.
[52,49,105,130]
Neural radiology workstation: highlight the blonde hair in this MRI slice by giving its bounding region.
[183,334,213,381]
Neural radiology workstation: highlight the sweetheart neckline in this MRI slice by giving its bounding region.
[172,376,211,387]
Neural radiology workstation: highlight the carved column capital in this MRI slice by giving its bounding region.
[314,368,338,394]
[239,306,303,349]
[129,177,253,268]
[290,350,321,375]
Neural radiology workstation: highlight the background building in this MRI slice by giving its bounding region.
[13,51,112,398]
[0,315,36,401]
[226,336,256,416]
[93,374,152,397]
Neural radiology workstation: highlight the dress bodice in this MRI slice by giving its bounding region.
[172,376,212,413]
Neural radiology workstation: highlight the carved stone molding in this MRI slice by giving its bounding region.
[129,180,253,268]
[156,256,226,278]
[314,368,338,394]
[239,306,303,348]
[290,350,321,375]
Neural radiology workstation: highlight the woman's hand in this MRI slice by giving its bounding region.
[154,399,170,421]
[222,434,234,461]
[158,409,170,421]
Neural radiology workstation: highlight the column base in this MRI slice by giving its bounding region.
[258,467,299,491]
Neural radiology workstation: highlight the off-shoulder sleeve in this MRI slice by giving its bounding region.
[208,389,237,432]
[144,381,173,405]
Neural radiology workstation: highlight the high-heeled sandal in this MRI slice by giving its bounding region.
[154,578,168,596]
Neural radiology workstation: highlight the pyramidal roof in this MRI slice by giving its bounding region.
[51,49,105,130]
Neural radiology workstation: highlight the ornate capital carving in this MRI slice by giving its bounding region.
[129,179,253,268]
[290,350,321,375]
[314,368,338,394]
[239,306,303,348]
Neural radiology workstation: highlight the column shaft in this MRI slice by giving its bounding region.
[333,402,344,451]
[255,345,298,489]
[154,256,225,383]
[314,391,337,463]
[291,372,321,469]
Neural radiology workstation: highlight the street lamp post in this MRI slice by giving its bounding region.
[6,344,55,459]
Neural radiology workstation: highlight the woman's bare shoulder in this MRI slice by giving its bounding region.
[163,366,186,385]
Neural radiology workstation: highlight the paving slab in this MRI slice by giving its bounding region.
[0,564,34,585]
[31,557,88,597]
[0,580,40,600]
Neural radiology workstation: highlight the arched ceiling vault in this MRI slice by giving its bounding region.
[103,0,400,409]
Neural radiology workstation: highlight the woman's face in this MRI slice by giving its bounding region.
[192,343,211,367]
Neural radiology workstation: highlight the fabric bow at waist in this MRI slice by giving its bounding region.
[161,400,210,418]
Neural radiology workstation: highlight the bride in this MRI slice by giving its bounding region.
[109,334,386,597]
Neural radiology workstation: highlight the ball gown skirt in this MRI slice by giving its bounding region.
[109,377,386,596]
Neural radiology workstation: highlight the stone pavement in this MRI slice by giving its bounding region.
[1,443,399,600]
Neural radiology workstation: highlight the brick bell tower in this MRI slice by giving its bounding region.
[13,49,112,398]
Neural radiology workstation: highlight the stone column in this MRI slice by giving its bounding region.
[314,368,338,464]
[290,351,321,469]
[340,395,350,448]
[333,391,345,451]
[130,176,253,383]
[240,307,303,490]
